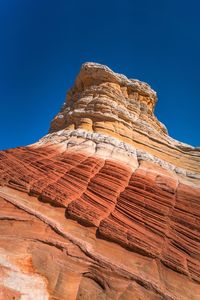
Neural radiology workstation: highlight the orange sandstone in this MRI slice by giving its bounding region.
[0,63,199,300]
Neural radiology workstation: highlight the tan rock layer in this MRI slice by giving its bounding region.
[49,63,200,174]
[0,62,200,300]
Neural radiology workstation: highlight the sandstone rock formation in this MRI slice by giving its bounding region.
[0,62,200,300]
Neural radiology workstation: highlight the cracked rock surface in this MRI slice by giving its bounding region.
[0,63,200,300]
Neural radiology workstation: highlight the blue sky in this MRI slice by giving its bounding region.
[0,0,200,150]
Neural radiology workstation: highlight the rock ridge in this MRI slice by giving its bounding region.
[76,62,157,102]
[0,62,199,300]
[50,62,167,136]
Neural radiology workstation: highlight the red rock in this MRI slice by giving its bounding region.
[0,63,200,299]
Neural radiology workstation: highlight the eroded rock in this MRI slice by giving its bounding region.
[0,63,200,300]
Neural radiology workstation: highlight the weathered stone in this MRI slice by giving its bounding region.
[0,62,199,299]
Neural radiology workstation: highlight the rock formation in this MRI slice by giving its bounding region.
[0,62,200,300]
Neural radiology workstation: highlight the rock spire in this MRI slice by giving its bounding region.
[0,63,199,300]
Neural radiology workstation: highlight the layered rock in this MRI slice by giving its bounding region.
[0,63,200,300]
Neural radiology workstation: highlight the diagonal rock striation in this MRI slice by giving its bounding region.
[0,62,200,300]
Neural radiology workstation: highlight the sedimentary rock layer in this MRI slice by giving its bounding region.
[50,63,200,173]
[0,62,199,299]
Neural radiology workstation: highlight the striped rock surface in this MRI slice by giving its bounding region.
[0,63,199,300]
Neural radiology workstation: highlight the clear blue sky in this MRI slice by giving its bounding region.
[0,0,200,150]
